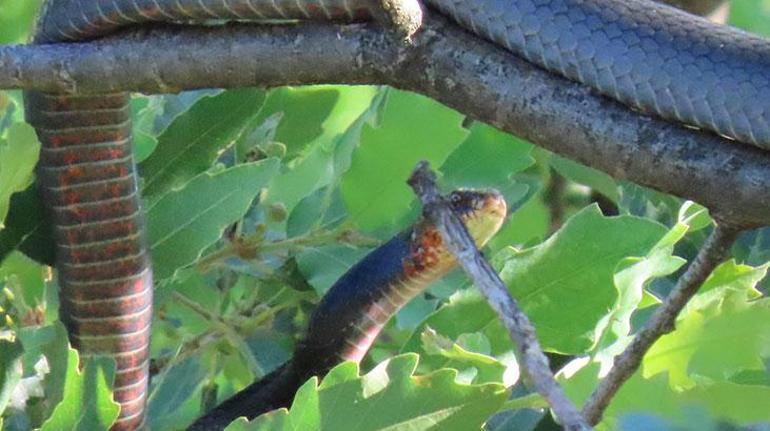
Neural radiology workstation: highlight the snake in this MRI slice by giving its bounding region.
[21,0,770,429]
[188,189,507,429]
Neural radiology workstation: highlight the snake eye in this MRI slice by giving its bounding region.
[450,192,462,204]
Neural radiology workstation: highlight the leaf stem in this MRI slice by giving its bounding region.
[195,225,379,272]
[497,393,549,412]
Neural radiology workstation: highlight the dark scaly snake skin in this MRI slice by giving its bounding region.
[24,0,770,429]
[188,190,507,430]
[32,0,770,150]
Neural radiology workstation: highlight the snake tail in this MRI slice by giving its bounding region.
[188,189,507,430]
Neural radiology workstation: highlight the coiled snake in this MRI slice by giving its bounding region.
[23,0,770,429]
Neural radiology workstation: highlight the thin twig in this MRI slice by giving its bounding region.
[581,223,741,425]
[195,226,379,272]
[407,161,591,431]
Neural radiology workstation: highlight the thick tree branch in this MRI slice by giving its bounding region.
[408,162,590,431]
[1,15,769,228]
[581,223,741,425]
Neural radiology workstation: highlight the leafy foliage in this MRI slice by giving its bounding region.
[226,355,509,431]
[1,4,769,431]
[0,123,39,228]
[139,89,266,202]
[146,159,279,281]
[38,349,119,431]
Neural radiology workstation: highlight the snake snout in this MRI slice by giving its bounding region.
[482,189,507,219]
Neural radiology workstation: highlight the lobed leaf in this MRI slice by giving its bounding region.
[228,354,508,431]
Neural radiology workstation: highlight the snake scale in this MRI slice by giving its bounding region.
[23,0,770,429]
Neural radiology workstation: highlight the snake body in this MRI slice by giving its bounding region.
[24,0,770,429]
[189,189,507,429]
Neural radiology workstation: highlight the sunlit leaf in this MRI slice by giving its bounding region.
[39,349,119,431]
[0,123,40,227]
[499,205,666,353]
[263,87,380,214]
[592,220,689,371]
[440,122,534,189]
[227,354,508,431]
[643,261,768,390]
[341,89,467,232]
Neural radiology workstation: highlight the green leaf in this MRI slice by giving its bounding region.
[401,290,510,372]
[146,159,279,280]
[677,201,712,232]
[263,144,336,215]
[295,245,372,296]
[684,380,770,425]
[440,122,534,189]
[0,123,40,227]
[688,259,767,302]
[498,205,667,353]
[618,182,682,225]
[147,357,207,430]
[17,323,69,417]
[559,361,688,429]
[250,87,337,157]
[140,89,266,201]
[730,0,770,36]
[39,349,120,431]
[252,86,378,157]
[404,207,667,370]
[420,328,516,385]
[644,261,769,390]
[0,186,54,265]
[592,221,688,369]
[262,87,380,214]
[131,95,163,163]
[0,0,41,43]
[0,251,46,315]
[341,89,467,231]
[560,359,770,429]
[549,155,619,203]
[0,335,24,416]
[230,354,508,431]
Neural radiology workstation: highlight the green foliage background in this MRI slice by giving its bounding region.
[0,1,769,430]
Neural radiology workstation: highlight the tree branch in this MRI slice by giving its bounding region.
[407,161,590,431]
[1,15,769,228]
[581,223,741,425]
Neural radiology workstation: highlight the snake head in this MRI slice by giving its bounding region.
[405,188,507,277]
[448,189,507,248]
